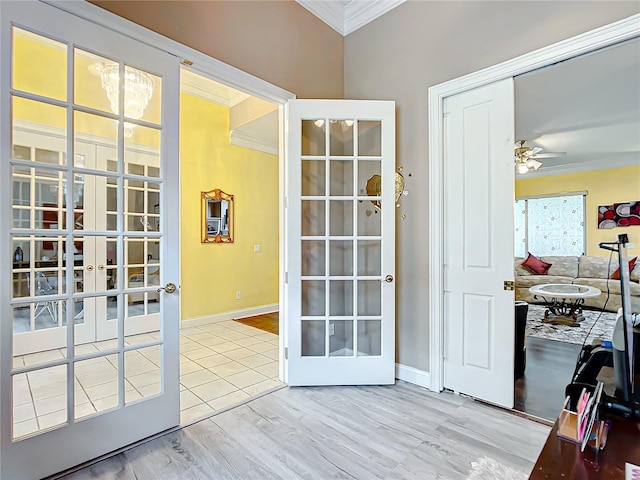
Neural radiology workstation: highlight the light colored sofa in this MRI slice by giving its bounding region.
[515,255,640,313]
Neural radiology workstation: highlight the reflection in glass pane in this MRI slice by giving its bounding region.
[358,160,381,195]
[124,66,162,126]
[302,240,325,276]
[330,320,353,357]
[358,121,381,156]
[358,200,382,236]
[302,200,325,236]
[302,160,325,196]
[302,320,325,357]
[358,280,381,316]
[125,126,161,176]
[358,320,381,356]
[329,240,353,276]
[330,120,354,156]
[13,28,67,102]
[125,346,161,402]
[330,280,353,316]
[302,120,326,156]
[330,160,353,196]
[357,240,381,276]
[74,111,118,164]
[75,354,119,418]
[76,49,114,115]
[330,201,353,236]
[301,280,325,316]
[13,97,67,164]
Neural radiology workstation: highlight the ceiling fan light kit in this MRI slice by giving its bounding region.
[515,139,545,174]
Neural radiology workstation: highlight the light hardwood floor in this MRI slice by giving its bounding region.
[58,382,550,480]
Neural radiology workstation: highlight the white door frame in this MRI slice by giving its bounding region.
[49,1,296,381]
[428,14,640,393]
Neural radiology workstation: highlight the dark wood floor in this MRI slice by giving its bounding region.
[233,312,279,335]
[515,337,582,421]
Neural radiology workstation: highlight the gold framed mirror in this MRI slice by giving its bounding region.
[201,189,234,243]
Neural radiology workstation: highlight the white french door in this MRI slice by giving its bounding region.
[285,100,396,386]
[1,2,180,479]
[442,78,516,408]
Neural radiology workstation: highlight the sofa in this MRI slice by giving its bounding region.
[515,255,640,313]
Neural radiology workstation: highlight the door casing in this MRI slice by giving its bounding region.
[428,14,640,394]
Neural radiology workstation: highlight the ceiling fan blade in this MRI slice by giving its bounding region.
[530,147,543,155]
[534,152,566,158]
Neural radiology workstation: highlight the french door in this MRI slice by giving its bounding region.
[285,100,396,385]
[1,2,180,478]
[442,78,515,408]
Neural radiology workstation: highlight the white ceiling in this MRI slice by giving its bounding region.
[296,0,406,36]
[515,37,640,178]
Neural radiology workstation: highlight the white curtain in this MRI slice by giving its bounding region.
[515,195,585,256]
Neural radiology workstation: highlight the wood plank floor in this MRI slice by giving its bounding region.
[514,337,582,421]
[233,312,279,335]
[59,382,550,480]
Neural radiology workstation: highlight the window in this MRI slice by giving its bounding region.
[515,193,585,257]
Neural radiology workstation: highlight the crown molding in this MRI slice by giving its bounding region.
[516,155,640,179]
[229,129,279,156]
[296,0,406,36]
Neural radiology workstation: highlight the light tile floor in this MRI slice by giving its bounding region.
[12,320,281,439]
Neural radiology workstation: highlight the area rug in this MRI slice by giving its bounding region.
[525,304,617,345]
[466,457,528,480]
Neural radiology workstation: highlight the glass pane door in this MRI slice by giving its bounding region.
[1,3,180,478]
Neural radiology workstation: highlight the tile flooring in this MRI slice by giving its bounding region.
[12,320,281,440]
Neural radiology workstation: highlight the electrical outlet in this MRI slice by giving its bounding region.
[236,291,241,300]
[329,323,335,336]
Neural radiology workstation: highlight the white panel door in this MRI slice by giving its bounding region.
[443,78,515,408]
[0,2,180,478]
[286,100,396,386]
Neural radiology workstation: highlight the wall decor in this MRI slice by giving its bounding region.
[201,189,234,243]
[597,201,640,229]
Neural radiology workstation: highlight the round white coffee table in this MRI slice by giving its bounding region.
[529,283,601,327]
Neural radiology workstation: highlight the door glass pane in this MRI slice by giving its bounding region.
[302,200,325,236]
[12,373,38,439]
[125,126,161,176]
[329,240,353,276]
[12,301,69,367]
[75,354,119,418]
[329,200,353,236]
[75,49,115,116]
[358,160,381,194]
[329,320,353,357]
[329,280,353,316]
[330,119,354,156]
[358,200,382,236]
[358,320,381,356]
[302,160,325,196]
[302,120,325,156]
[125,346,161,402]
[13,28,67,102]
[301,240,325,276]
[330,160,353,196]
[301,320,325,357]
[124,65,162,126]
[357,120,381,156]
[301,280,325,316]
[357,240,381,276]
[358,281,381,316]
[12,99,67,161]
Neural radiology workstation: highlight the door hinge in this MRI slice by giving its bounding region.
[284,196,288,208]
[284,347,288,360]
[504,280,515,291]
[285,271,288,284]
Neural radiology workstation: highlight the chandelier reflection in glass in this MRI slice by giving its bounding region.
[90,62,155,137]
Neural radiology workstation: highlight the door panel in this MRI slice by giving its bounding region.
[1,2,180,478]
[443,78,515,408]
[286,100,396,386]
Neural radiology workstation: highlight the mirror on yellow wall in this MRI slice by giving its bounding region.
[202,189,234,244]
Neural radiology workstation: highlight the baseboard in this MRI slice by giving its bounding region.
[181,303,279,328]
[395,363,432,389]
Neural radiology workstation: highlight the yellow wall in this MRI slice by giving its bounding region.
[516,165,640,257]
[180,93,279,320]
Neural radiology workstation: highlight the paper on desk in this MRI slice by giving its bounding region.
[626,462,640,480]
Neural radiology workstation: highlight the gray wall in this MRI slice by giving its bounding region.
[344,1,640,372]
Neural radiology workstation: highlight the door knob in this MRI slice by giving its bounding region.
[85,265,94,271]
[381,275,394,283]
[157,282,177,294]
[97,264,106,271]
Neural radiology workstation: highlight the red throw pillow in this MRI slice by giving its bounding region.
[521,252,552,275]
[610,257,637,280]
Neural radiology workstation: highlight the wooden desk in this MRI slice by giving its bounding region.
[530,414,640,479]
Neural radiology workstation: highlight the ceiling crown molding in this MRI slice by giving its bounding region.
[296,0,406,36]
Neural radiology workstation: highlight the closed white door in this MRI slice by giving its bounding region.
[285,100,396,385]
[1,2,180,478]
[443,78,516,408]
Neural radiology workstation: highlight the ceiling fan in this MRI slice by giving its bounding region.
[514,139,564,174]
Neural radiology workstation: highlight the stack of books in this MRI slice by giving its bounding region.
[557,381,610,452]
